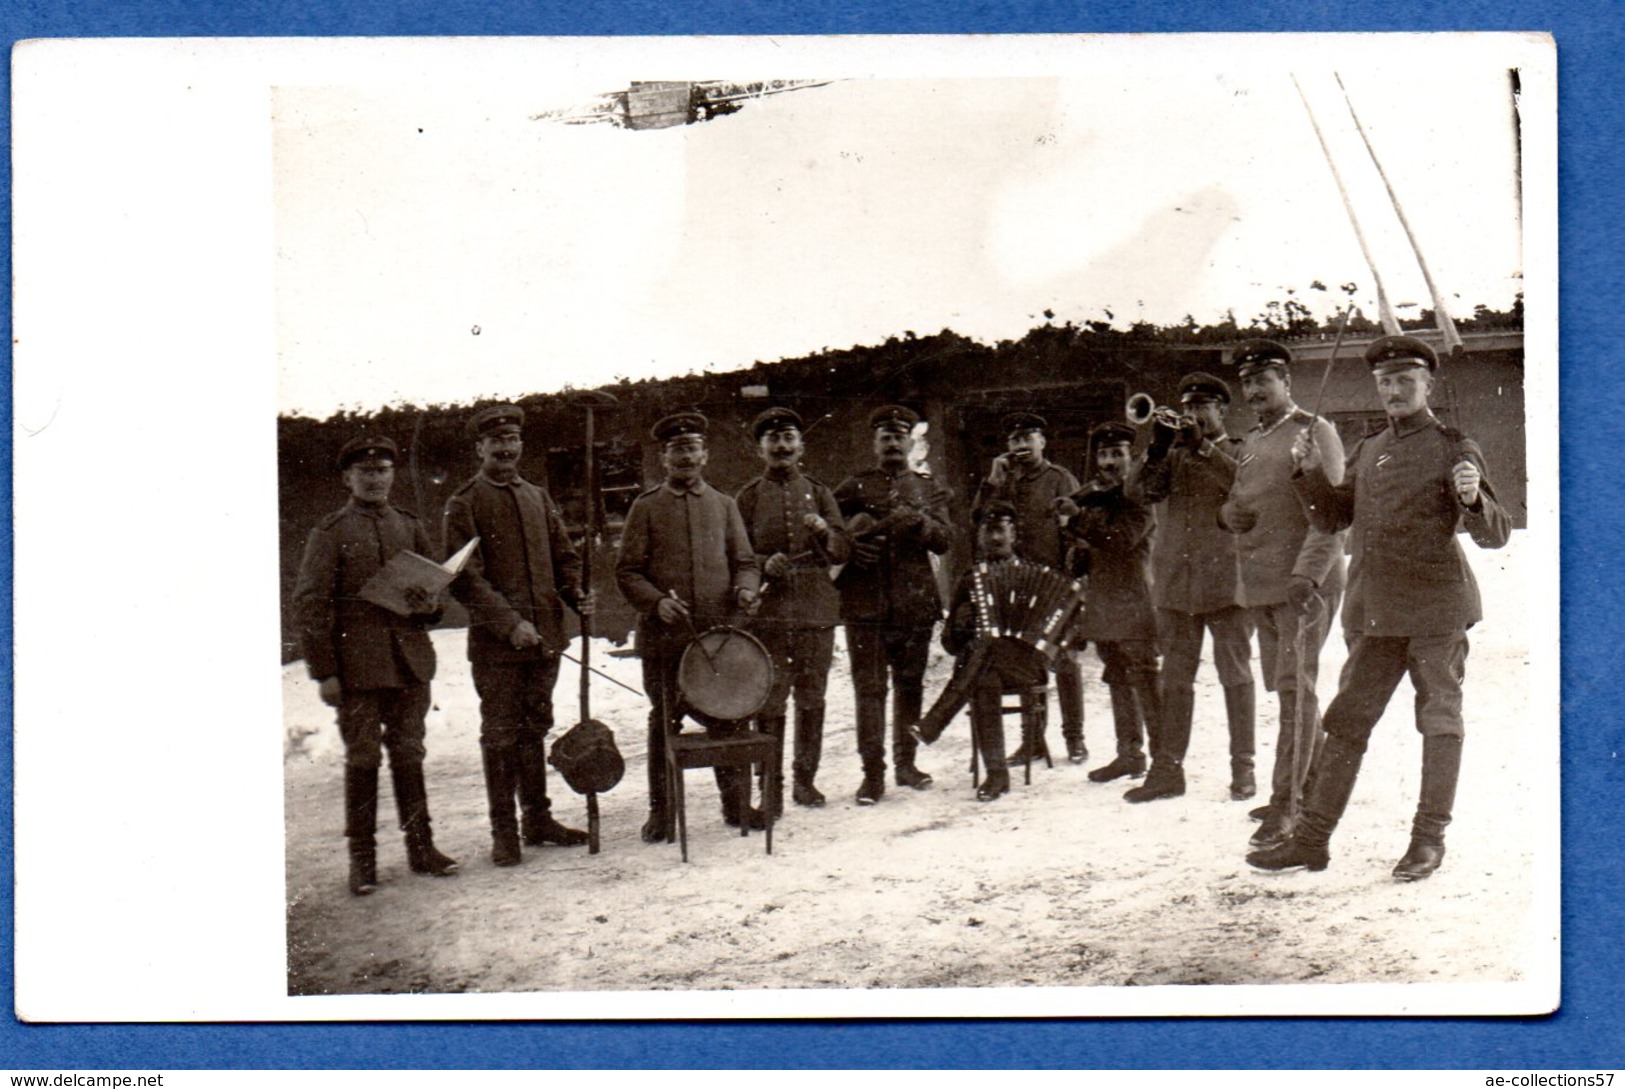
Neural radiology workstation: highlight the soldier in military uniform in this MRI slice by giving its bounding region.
[735,407,850,810]
[941,501,1051,802]
[1218,340,1347,849]
[444,404,591,868]
[1134,372,1256,804]
[616,411,762,841]
[293,436,459,896]
[972,411,1088,765]
[834,405,953,805]
[1248,335,1512,879]
[1058,422,1161,788]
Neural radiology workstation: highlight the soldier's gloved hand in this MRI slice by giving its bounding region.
[1452,460,1482,507]
[509,620,543,649]
[403,584,438,615]
[763,552,791,580]
[1178,417,1204,450]
[1053,496,1081,520]
[1286,575,1318,613]
[803,512,830,536]
[850,539,882,567]
[737,587,761,616]
[656,595,690,626]
[892,509,925,535]
[576,590,597,618]
[1148,418,1178,458]
[318,676,343,707]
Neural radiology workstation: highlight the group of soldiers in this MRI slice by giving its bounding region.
[293,332,1511,897]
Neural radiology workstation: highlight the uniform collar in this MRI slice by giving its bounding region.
[663,477,711,497]
[764,464,804,484]
[344,497,391,518]
[1389,409,1438,438]
[477,470,529,489]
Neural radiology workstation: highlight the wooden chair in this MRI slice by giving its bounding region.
[664,724,780,863]
[969,683,1052,787]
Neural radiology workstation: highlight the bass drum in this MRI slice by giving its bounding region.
[677,626,776,726]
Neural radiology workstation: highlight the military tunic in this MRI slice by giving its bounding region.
[616,478,762,814]
[1293,411,1512,741]
[293,499,438,769]
[973,459,1080,571]
[444,472,583,660]
[736,467,849,785]
[832,466,953,776]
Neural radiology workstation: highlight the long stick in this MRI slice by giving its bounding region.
[1309,299,1359,424]
[1334,72,1464,356]
[1291,73,1401,336]
[558,650,643,697]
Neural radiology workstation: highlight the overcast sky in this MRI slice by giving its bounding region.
[274,38,1529,418]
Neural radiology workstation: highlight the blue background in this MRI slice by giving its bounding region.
[3,0,1619,1071]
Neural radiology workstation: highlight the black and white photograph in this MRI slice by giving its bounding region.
[13,32,1558,1023]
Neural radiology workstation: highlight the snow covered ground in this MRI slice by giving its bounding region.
[281,532,1549,1008]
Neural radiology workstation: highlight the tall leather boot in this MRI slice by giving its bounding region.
[1226,682,1257,800]
[1247,733,1366,872]
[1088,684,1148,782]
[1394,734,1462,881]
[518,735,588,847]
[792,704,826,807]
[892,684,933,789]
[1056,653,1088,764]
[1126,679,1182,802]
[344,765,379,896]
[1252,690,1300,844]
[855,694,887,805]
[1126,681,1186,803]
[971,689,1010,801]
[717,765,765,829]
[482,744,523,867]
[756,714,787,818]
[390,761,458,877]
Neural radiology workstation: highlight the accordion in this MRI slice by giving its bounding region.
[967,558,1087,663]
[916,559,1084,745]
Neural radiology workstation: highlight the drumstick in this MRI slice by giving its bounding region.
[670,590,720,673]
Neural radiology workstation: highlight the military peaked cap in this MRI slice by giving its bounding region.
[974,499,1019,526]
[1000,410,1047,438]
[1090,421,1136,447]
[651,410,709,444]
[336,435,399,470]
[469,403,525,437]
[869,404,920,432]
[1231,339,1293,377]
[1364,334,1439,374]
[751,406,804,439]
[1178,371,1232,404]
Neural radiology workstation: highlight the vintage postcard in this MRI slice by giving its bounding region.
[12,32,1557,1021]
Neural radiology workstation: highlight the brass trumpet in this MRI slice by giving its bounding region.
[1125,392,1189,429]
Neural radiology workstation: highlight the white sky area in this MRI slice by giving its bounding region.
[274,44,1525,418]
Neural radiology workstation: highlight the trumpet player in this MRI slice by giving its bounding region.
[1132,373,1256,804]
[1218,340,1346,851]
[834,405,953,806]
[973,411,1088,765]
[1058,422,1161,786]
[1248,336,1511,879]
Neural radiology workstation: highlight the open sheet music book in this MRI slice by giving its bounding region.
[358,536,479,616]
